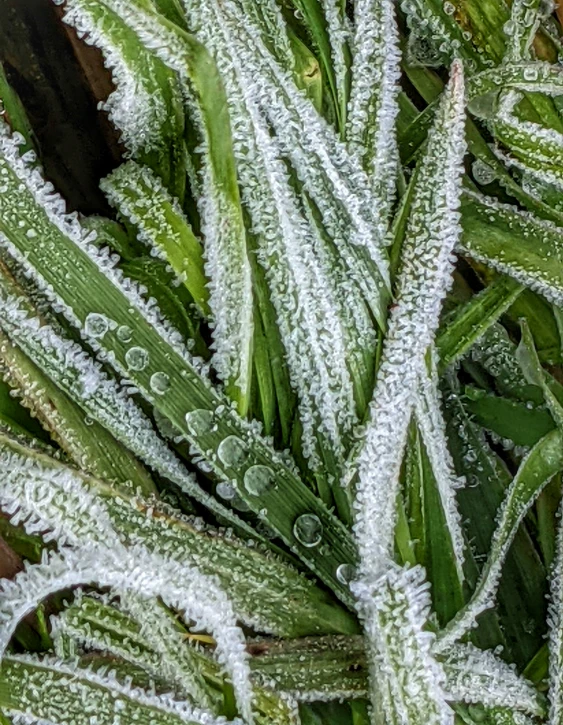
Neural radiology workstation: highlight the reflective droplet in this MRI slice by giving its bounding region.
[472,159,496,186]
[523,65,538,81]
[26,228,37,238]
[336,563,356,585]
[117,325,133,343]
[243,465,275,496]
[84,416,94,427]
[293,514,323,548]
[125,346,149,371]
[85,312,109,339]
[443,1,455,14]
[216,481,237,500]
[217,436,248,467]
[185,408,214,436]
[150,371,170,395]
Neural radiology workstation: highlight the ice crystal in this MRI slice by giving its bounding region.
[61,0,183,160]
[347,0,401,233]
[3,653,239,725]
[353,61,466,579]
[0,544,253,722]
[352,564,452,725]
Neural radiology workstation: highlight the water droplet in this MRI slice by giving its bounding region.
[85,312,109,339]
[293,514,323,548]
[125,346,149,371]
[336,563,356,585]
[217,436,248,467]
[443,1,455,13]
[117,325,133,343]
[84,416,94,427]
[150,371,170,395]
[523,65,538,81]
[243,465,275,496]
[154,408,180,439]
[472,159,496,186]
[26,228,37,238]
[216,481,237,500]
[185,408,214,436]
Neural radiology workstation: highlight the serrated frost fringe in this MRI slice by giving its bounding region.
[352,564,453,725]
[353,61,466,579]
[5,652,240,725]
[0,545,253,722]
[347,0,401,234]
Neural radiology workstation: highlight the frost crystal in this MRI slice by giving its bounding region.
[347,0,401,233]
[353,61,466,578]
[0,545,253,722]
[352,564,453,725]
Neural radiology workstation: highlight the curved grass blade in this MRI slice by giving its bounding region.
[0,429,358,637]
[0,544,254,721]
[0,654,241,725]
[0,125,359,601]
[436,428,563,652]
[61,0,187,199]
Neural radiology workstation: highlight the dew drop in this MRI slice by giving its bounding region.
[472,159,496,186]
[523,65,538,81]
[125,346,149,371]
[85,312,109,339]
[26,228,37,238]
[443,1,455,13]
[217,435,248,467]
[150,371,170,395]
[216,481,237,500]
[336,563,356,586]
[243,465,275,496]
[293,514,323,548]
[117,325,133,343]
[185,408,214,436]
[84,416,94,427]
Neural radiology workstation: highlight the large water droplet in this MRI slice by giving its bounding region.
[85,312,109,339]
[216,481,237,500]
[243,465,275,496]
[185,408,214,436]
[472,159,496,186]
[336,563,356,586]
[125,346,149,371]
[150,371,170,395]
[217,436,248,467]
[293,514,323,548]
[117,325,133,343]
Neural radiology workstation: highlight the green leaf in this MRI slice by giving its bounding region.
[436,277,523,371]
[460,190,563,307]
[437,428,563,652]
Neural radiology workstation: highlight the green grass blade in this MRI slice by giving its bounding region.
[436,276,523,370]
[62,0,187,199]
[0,655,235,725]
[436,428,563,652]
[102,161,210,317]
[460,190,563,305]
